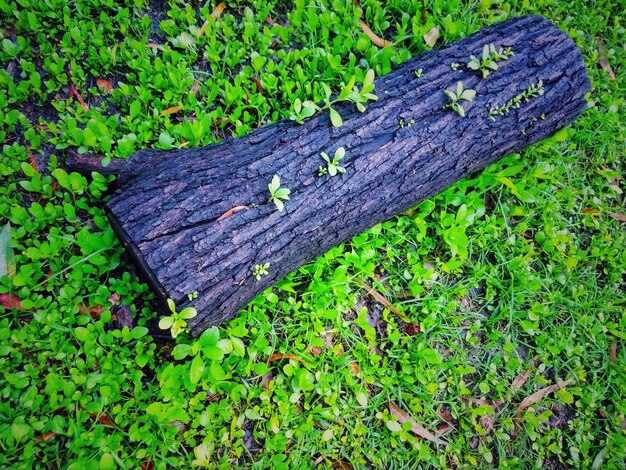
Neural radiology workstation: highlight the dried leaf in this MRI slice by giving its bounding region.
[68,77,88,111]
[309,346,322,357]
[0,293,24,310]
[160,105,182,117]
[478,413,495,433]
[268,353,312,367]
[217,205,248,221]
[261,370,274,389]
[250,76,266,95]
[147,42,164,50]
[609,341,617,364]
[598,40,616,80]
[350,362,360,375]
[96,78,113,92]
[517,378,574,414]
[78,303,104,320]
[90,413,115,426]
[511,369,532,393]
[0,223,16,279]
[359,21,392,48]
[423,27,440,47]
[34,432,56,442]
[582,208,602,215]
[26,145,37,172]
[112,304,133,329]
[388,402,449,446]
[198,2,226,37]
[355,278,409,321]
[609,212,626,222]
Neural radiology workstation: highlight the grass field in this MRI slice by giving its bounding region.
[0,0,625,468]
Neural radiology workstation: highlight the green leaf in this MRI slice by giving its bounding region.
[159,316,174,330]
[335,147,345,160]
[269,175,280,193]
[74,327,89,342]
[179,307,198,319]
[0,223,15,279]
[455,81,463,97]
[190,354,205,384]
[274,187,290,199]
[329,107,342,127]
[461,89,476,101]
[99,453,116,470]
[167,298,176,313]
[386,420,402,432]
[273,198,284,211]
[130,326,148,339]
[172,344,192,360]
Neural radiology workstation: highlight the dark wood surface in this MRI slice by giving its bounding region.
[93,15,589,335]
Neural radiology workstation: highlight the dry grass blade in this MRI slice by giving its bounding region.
[598,40,616,80]
[268,353,312,368]
[388,402,449,446]
[355,278,409,321]
[198,2,226,37]
[160,105,182,117]
[217,205,248,221]
[609,341,617,364]
[609,212,626,222]
[517,378,574,414]
[359,21,392,47]
[511,369,532,393]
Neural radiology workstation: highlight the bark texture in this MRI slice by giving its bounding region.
[102,15,590,336]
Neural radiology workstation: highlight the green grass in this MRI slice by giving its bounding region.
[1,0,625,468]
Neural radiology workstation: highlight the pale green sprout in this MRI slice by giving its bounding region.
[253,262,270,280]
[268,175,290,211]
[443,81,476,117]
[158,298,198,338]
[318,147,346,177]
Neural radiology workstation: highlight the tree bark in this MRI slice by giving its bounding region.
[100,15,590,336]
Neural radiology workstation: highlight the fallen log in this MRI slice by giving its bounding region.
[79,15,590,336]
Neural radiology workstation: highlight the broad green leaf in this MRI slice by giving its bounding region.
[179,307,198,319]
[269,175,280,193]
[461,89,476,101]
[329,107,342,127]
[99,453,116,470]
[159,316,174,330]
[386,420,402,432]
[335,147,345,160]
[274,198,284,211]
[190,354,205,384]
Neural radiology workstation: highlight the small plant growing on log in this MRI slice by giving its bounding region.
[158,299,198,338]
[290,69,377,128]
[253,263,270,280]
[444,81,476,117]
[488,80,544,120]
[268,174,290,211]
[468,44,514,78]
[318,147,346,176]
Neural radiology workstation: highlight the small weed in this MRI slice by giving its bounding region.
[268,174,290,211]
[159,299,198,338]
[488,80,544,120]
[444,81,476,117]
[468,44,514,78]
[252,262,270,280]
[290,70,377,127]
[318,147,346,176]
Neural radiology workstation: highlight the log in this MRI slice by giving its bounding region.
[92,15,589,336]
